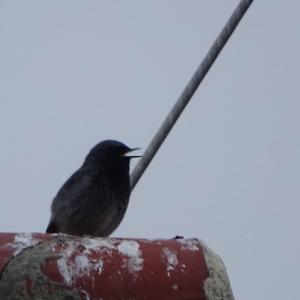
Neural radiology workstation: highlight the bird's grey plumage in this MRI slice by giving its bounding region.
[46,140,138,236]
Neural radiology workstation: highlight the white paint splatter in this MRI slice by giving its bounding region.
[55,239,105,286]
[118,240,144,273]
[57,256,73,285]
[80,289,91,300]
[74,255,103,277]
[54,238,144,286]
[118,240,138,256]
[178,239,200,251]
[83,238,116,253]
[162,247,178,273]
[10,233,40,255]
[180,263,186,272]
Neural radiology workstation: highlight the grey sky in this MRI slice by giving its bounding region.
[0,1,299,299]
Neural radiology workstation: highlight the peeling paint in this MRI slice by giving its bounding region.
[162,247,178,274]
[10,233,40,255]
[118,240,144,273]
[82,238,116,253]
[53,238,144,287]
[180,264,186,273]
[178,239,200,251]
[80,289,91,300]
[56,256,72,285]
[54,239,104,286]
[74,255,103,276]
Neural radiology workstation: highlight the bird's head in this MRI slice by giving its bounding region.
[84,140,141,173]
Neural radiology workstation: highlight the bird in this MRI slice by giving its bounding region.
[46,140,140,236]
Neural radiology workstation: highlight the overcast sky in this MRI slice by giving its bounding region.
[0,1,299,299]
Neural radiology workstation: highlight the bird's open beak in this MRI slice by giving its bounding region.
[123,147,142,158]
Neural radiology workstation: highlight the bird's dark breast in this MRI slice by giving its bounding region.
[65,175,130,237]
[92,183,131,236]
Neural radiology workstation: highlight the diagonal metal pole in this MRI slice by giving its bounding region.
[130,0,254,191]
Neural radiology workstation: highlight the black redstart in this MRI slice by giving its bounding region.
[46,140,140,236]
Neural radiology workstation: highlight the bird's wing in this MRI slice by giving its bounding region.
[47,167,104,233]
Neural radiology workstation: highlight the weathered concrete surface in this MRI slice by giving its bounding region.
[0,238,80,300]
[202,242,235,300]
[0,233,234,300]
